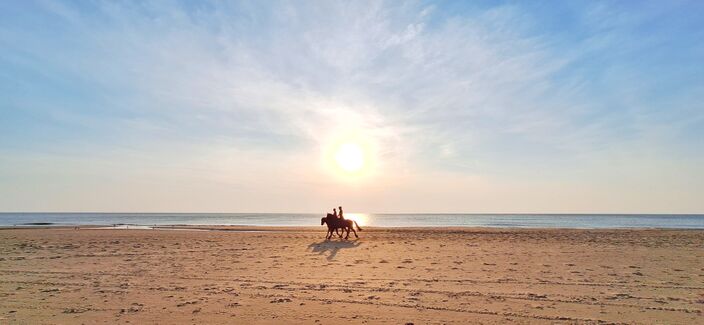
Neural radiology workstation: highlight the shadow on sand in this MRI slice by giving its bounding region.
[308,239,361,261]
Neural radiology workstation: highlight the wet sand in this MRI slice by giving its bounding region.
[0,227,702,324]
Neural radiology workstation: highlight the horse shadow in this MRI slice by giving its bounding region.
[307,239,361,261]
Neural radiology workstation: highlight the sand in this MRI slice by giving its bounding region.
[0,226,702,324]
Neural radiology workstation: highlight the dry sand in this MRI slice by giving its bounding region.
[0,226,702,324]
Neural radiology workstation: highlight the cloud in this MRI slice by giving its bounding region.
[1,1,702,212]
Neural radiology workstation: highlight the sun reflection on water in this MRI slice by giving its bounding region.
[344,213,368,227]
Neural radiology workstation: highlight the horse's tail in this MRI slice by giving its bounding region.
[354,220,362,231]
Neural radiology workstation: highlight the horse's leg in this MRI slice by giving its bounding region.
[335,228,343,238]
[350,221,362,235]
[344,226,350,239]
[343,221,356,238]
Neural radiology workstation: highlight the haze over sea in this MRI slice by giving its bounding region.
[1,213,703,229]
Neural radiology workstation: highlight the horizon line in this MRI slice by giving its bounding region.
[1,211,703,216]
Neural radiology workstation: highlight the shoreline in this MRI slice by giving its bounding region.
[2,213,703,230]
[3,224,704,231]
[14,224,702,231]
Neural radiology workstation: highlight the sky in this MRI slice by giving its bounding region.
[1,0,703,213]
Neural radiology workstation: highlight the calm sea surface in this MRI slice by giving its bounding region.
[1,213,703,229]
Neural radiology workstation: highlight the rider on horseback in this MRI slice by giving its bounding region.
[321,206,362,239]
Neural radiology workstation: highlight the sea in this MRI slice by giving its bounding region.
[1,213,703,229]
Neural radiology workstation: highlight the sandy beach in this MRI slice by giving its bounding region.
[0,227,702,324]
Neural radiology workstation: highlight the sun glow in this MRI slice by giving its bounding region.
[322,129,377,182]
[334,143,365,173]
[344,213,368,227]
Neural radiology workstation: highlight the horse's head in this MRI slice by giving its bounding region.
[321,217,326,225]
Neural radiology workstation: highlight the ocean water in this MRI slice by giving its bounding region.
[1,213,703,229]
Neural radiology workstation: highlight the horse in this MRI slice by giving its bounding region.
[322,214,344,239]
[321,214,343,239]
[321,214,363,239]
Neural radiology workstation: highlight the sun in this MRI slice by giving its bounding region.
[334,142,365,173]
[322,131,377,180]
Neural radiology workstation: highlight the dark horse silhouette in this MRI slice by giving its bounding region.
[321,214,362,239]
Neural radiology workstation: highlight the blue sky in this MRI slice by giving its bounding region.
[1,1,703,213]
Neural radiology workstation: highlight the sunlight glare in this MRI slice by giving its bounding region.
[335,142,365,173]
[321,128,378,183]
[345,213,368,227]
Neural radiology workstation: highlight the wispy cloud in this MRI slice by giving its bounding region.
[0,1,702,212]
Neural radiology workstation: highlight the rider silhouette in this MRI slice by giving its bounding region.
[338,206,344,220]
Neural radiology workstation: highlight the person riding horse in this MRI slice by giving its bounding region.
[321,212,362,239]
